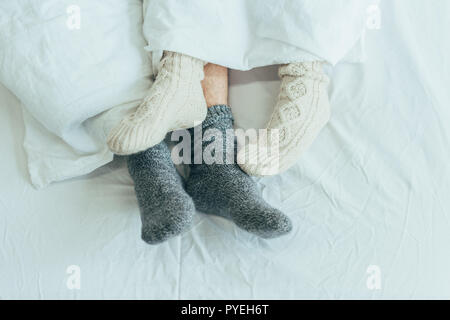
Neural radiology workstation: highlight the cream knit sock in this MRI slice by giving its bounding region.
[238,61,330,176]
[107,52,207,155]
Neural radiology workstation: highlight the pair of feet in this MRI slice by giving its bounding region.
[129,106,292,244]
[108,52,331,176]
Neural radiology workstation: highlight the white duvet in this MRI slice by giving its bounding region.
[0,0,152,188]
[144,0,373,71]
[0,0,370,187]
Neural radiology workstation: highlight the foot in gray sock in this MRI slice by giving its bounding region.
[185,105,293,239]
[128,141,195,245]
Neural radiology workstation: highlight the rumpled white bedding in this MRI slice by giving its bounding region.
[144,0,372,71]
[1,0,450,299]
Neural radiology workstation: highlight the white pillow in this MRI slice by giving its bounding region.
[0,0,152,188]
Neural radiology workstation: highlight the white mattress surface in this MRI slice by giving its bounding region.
[1,0,450,299]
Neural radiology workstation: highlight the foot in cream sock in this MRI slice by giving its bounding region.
[108,51,207,155]
[238,61,331,176]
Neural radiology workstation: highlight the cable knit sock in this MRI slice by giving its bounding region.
[128,141,195,245]
[108,51,207,155]
[238,61,331,176]
[185,105,292,239]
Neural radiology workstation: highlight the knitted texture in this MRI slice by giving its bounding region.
[185,105,292,239]
[238,61,331,176]
[128,141,195,245]
[108,51,207,155]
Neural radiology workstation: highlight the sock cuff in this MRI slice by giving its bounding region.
[202,105,233,129]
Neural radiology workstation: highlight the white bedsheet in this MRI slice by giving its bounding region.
[1,0,450,299]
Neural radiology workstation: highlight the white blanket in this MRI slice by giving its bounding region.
[0,0,152,188]
[0,0,373,188]
[144,0,374,71]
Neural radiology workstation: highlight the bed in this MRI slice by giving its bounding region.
[1,0,450,299]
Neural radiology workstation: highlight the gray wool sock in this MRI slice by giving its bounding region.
[185,105,293,239]
[128,141,195,245]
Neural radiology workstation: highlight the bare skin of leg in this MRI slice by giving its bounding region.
[202,63,228,107]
